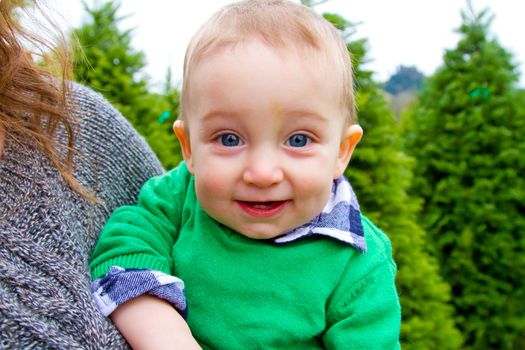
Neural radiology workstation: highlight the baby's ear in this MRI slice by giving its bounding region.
[334,124,363,178]
[173,120,194,173]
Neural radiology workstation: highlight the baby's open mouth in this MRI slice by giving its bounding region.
[247,201,281,208]
[236,200,288,217]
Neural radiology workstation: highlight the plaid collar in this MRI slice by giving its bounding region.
[273,176,367,253]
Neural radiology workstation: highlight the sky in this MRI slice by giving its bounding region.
[49,0,525,90]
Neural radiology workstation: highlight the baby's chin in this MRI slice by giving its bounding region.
[225,221,294,241]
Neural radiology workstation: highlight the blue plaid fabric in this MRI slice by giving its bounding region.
[273,176,366,252]
[91,176,365,317]
[92,267,187,317]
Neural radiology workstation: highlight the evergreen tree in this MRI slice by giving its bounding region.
[73,1,149,130]
[72,1,181,168]
[383,65,425,95]
[403,6,525,349]
[321,11,463,349]
[146,68,182,170]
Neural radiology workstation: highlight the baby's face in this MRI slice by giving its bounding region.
[177,40,361,239]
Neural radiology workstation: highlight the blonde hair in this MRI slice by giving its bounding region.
[180,0,355,124]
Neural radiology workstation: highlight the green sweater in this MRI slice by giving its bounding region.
[91,163,401,349]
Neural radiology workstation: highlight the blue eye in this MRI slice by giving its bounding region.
[287,134,310,147]
[219,133,241,147]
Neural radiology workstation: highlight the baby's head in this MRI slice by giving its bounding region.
[180,0,355,124]
[174,0,362,240]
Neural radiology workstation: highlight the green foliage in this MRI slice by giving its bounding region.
[383,65,425,95]
[72,1,181,169]
[403,6,525,349]
[323,13,463,350]
[147,68,183,170]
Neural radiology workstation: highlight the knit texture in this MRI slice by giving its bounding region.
[0,83,164,349]
[90,163,401,349]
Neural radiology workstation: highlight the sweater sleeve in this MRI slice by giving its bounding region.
[323,216,401,349]
[89,163,191,279]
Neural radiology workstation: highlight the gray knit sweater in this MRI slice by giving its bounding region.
[0,83,164,349]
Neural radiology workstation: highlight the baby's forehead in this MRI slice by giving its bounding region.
[193,39,338,75]
[180,6,355,123]
[182,41,350,121]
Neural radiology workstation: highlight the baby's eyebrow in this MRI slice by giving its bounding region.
[285,110,330,124]
[200,110,240,122]
[198,108,330,127]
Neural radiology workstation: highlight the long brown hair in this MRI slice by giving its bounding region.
[0,0,92,199]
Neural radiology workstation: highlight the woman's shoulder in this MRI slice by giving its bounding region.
[68,82,135,136]
[67,81,156,157]
[67,81,164,209]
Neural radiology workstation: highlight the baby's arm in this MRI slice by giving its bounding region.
[91,266,194,348]
[90,165,199,347]
[111,295,201,350]
[323,260,401,349]
[323,218,401,349]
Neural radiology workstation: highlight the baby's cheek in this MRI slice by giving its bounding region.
[295,176,332,210]
[293,165,333,189]
[194,180,222,209]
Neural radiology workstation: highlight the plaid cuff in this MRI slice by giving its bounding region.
[91,266,187,318]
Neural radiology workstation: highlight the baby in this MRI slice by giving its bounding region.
[90,1,401,349]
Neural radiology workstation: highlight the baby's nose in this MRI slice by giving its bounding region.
[242,153,284,187]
